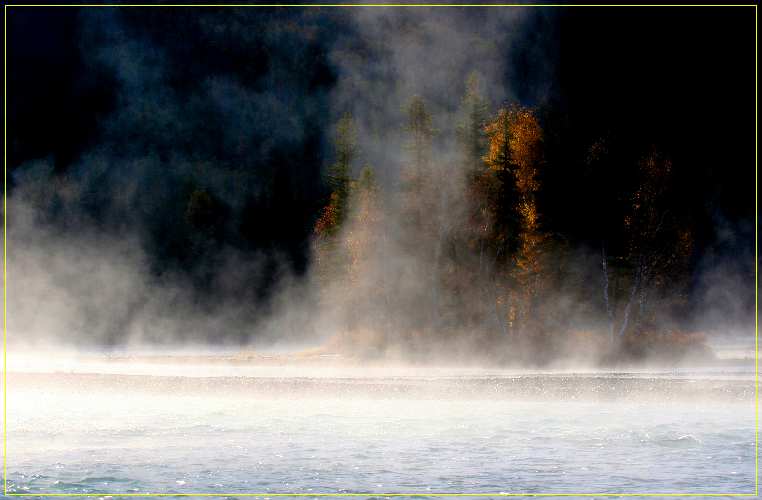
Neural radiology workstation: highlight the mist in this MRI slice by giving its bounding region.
[4,7,755,367]
[2,6,757,497]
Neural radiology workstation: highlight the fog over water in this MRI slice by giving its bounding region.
[2,5,756,498]
[4,7,755,355]
[3,352,756,496]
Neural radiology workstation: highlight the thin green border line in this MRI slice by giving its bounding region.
[1,3,758,498]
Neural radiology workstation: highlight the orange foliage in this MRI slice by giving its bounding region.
[483,108,513,172]
[483,105,542,181]
[481,105,546,336]
[314,192,341,238]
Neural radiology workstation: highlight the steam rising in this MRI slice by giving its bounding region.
[2,9,756,498]
[3,8,754,365]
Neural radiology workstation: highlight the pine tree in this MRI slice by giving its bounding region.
[324,112,357,232]
[458,72,490,171]
[313,113,359,293]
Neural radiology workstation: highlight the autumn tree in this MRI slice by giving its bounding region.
[308,92,700,365]
[507,106,545,338]
[482,105,545,341]
[614,149,693,338]
[313,113,359,288]
[320,113,357,235]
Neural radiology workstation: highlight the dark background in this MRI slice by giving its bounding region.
[5,6,756,327]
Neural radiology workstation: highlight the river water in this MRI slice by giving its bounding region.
[2,355,756,498]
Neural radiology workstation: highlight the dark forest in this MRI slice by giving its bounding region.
[5,7,755,364]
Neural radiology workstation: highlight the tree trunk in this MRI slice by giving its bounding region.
[618,264,642,338]
[601,245,615,344]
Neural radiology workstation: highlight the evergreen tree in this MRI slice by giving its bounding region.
[457,72,490,171]
[313,113,359,294]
